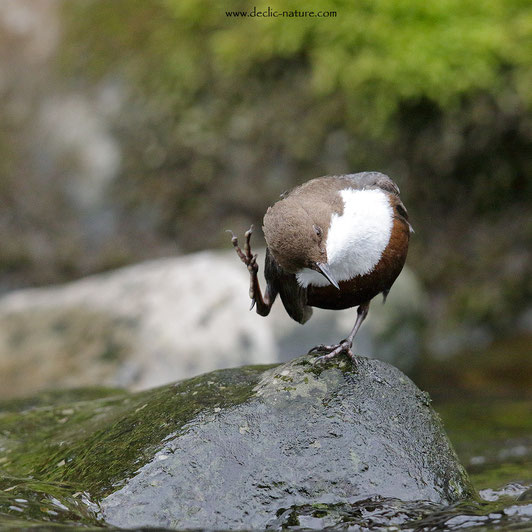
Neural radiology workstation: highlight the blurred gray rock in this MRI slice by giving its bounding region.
[0,251,426,398]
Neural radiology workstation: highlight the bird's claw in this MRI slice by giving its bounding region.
[228,225,258,272]
[309,340,358,366]
[307,343,336,355]
[229,225,259,306]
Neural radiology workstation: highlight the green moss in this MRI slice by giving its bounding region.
[0,475,104,528]
[0,387,124,413]
[0,364,277,499]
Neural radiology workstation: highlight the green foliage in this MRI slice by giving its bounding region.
[64,0,532,133]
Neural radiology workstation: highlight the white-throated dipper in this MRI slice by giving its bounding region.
[229,172,413,363]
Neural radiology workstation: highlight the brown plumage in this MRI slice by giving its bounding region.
[229,172,412,364]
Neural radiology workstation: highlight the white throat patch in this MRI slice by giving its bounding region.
[296,188,393,288]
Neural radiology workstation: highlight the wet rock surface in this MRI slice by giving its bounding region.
[0,354,472,529]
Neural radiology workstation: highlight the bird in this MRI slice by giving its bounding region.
[228,172,413,364]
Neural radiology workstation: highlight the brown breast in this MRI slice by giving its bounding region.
[306,198,410,310]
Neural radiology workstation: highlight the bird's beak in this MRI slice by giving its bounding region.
[314,262,340,290]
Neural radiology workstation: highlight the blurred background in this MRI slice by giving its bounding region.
[0,0,530,406]
[0,0,531,503]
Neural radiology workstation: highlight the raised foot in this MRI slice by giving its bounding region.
[227,225,258,309]
[308,340,358,366]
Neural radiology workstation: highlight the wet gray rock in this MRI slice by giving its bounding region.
[98,355,471,530]
[0,251,426,398]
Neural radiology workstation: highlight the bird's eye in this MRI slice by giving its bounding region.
[314,225,322,237]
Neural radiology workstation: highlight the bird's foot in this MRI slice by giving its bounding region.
[308,340,358,365]
[227,225,259,309]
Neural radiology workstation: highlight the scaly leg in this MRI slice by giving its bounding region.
[309,301,371,365]
[228,225,274,317]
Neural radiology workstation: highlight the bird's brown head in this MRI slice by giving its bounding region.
[262,196,340,288]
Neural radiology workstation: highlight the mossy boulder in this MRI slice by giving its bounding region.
[0,354,472,529]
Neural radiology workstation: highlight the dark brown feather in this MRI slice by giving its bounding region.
[264,248,312,324]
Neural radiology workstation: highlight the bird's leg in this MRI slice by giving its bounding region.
[309,301,371,364]
[228,225,274,317]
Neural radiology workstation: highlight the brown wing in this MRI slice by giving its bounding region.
[264,248,312,324]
